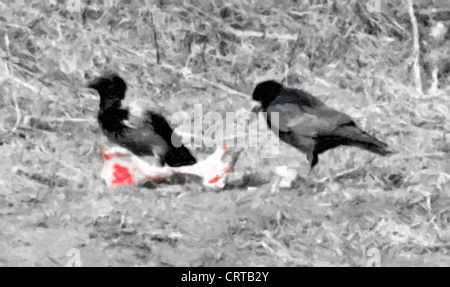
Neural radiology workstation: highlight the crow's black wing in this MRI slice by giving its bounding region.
[266,92,354,137]
[145,112,197,167]
[128,109,196,167]
[267,89,390,156]
[117,110,169,157]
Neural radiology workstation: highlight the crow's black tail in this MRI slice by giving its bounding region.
[164,145,197,167]
[333,125,391,156]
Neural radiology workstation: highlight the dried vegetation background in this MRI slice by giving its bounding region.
[0,0,449,266]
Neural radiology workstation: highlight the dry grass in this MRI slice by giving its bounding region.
[0,0,449,266]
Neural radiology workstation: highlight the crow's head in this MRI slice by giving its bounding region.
[88,73,128,102]
[252,80,283,110]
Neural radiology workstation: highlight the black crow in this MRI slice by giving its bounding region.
[88,73,197,167]
[252,80,391,169]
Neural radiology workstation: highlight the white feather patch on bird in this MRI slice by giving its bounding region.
[123,99,158,129]
[128,100,146,118]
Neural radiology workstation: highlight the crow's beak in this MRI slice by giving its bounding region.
[86,85,98,96]
[250,102,262,113]
[86,80,97,91]
[80,86,99,100]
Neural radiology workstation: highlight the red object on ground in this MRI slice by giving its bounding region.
[101,146,238,189]
[208,167,233,184]
[111,164,135,187]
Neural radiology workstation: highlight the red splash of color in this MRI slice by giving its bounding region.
[225,167,233,175]
[222,147,230,152]
[153,175,170,182]
[102,148,113,161]
[112,164,135,186]
[208,175,222,184]
[144,174,170,183]
[208,167,233,184]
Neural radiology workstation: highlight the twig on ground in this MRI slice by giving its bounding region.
[150,12,161,65]
[317,167,364,184]
[160,62,248,98]
[429,67,439,95]
[284,31,302,86]
[57,160,90,177]
[10,90,21,134]
[407,0,423,95]
[185,3,299,41]
[201,41,208,74]
[223,27,298,41]
[41,117,95,123]
[199,78,248,99]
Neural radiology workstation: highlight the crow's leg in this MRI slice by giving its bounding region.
[158,156,166,167]
[307,151,319,174]
[306,151,320,188]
